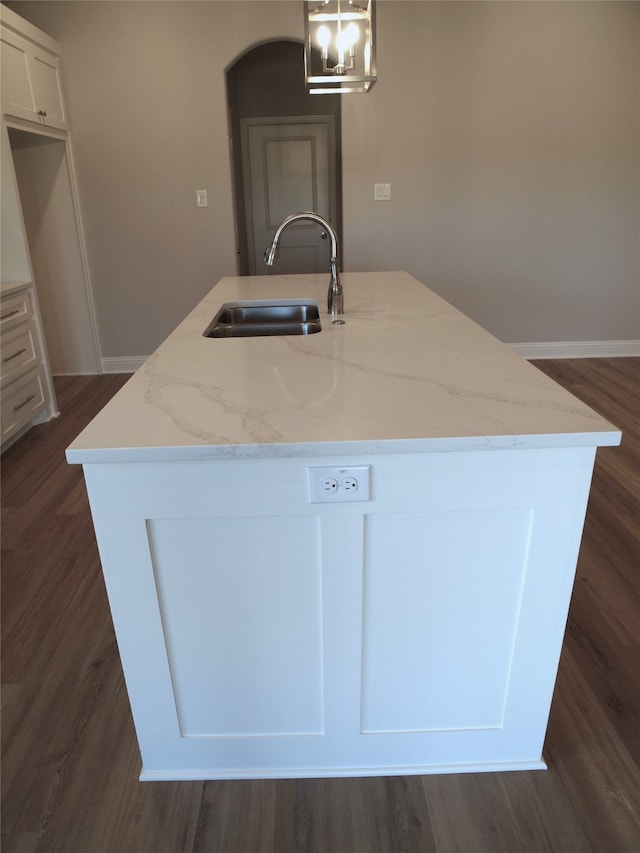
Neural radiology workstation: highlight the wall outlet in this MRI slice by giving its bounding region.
[307,466,371,503]
[321,476,338,493]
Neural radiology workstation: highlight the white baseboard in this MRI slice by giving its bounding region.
[101,355,148,373]
[508,340,640,359]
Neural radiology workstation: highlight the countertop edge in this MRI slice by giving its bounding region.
[1,280,32,296]
[66,429,622,465]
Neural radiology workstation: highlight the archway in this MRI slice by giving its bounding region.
[227,41,342,275]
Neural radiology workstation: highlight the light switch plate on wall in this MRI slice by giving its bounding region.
[374,183,391,201]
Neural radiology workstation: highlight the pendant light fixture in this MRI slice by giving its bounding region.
[304,0,377,94]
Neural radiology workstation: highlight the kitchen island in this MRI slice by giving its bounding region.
[67,272,620,780]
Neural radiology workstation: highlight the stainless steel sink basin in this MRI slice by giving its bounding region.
[204,299,322,338]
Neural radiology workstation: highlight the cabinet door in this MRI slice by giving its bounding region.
[26,46,66,129]
[0,28,66,130]
[0,28,36,120]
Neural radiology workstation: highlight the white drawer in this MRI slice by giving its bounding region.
[0,290,33,332]
[1,367,46,442]
[1,320,40,386]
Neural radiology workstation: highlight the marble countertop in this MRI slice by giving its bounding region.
[66,272,620,463]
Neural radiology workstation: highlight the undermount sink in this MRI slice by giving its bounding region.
[204,299,322,338]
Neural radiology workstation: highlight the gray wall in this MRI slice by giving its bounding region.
[7,0,639,359]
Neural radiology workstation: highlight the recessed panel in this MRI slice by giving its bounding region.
[361,509,533,733]
[264,137,315,224]
[30,54,64,123]
[148,515,324,737]
[0,38,33,111]
[275,245,320,275]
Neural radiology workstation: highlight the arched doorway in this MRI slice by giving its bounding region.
[227,41,342,276]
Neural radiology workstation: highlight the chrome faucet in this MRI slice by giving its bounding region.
[264,212,343,316]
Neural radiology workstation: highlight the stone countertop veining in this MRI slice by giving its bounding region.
[66,272,620,463]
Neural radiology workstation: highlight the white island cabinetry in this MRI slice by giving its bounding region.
[68,272,620,780]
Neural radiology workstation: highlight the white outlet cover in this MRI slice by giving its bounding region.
[307,465,371,503]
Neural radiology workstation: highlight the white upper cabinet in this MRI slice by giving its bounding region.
[0,8,68,131]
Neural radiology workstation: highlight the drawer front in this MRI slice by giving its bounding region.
[0,290,33,332]
[1,367,46,442]
[0,320,40,386]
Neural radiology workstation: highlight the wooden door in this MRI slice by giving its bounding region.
[242,117,337,275]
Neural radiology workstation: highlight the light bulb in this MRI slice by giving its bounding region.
[345,22,359,48]
[336,22,359,56]
[316,25,331,53]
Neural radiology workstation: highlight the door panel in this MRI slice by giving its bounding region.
[243,118,336,275]
[148,515,324,737]
[265,137,317,222]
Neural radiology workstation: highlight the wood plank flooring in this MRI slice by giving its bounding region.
[2,359,639,852]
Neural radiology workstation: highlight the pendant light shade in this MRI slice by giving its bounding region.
[304,0,377,94]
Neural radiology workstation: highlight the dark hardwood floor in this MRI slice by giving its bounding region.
[2,360,639,852]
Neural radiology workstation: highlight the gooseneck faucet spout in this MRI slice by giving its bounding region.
[264,212,343,316]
